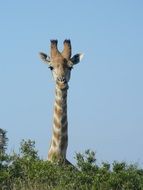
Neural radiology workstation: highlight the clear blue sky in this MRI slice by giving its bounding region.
[0,0,143,165]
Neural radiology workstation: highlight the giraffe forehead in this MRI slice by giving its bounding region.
[53,59,69,68]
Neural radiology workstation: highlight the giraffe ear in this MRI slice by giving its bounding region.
[39,52,51,64]
[70,53,84,65]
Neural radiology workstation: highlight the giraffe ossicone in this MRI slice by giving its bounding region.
[39,39,83,164]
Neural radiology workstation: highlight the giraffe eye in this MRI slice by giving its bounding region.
[49,66,53,70]
[69,67,73,70]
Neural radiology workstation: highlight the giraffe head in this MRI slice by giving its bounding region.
[39,39,83,89]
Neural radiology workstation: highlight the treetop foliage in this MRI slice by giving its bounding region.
[0,130,143,190]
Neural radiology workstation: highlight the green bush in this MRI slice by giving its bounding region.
[0,137,143,190]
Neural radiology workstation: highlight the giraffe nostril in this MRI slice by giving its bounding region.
[62,77,66,81]
[57,76,67,83]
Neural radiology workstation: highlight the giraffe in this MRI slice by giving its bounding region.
[39,39,83,164]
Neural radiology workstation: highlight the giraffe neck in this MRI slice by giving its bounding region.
[48,84,68,162]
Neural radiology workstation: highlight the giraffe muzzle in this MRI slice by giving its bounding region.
[57,77,67,84]
[56,77,69,90]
